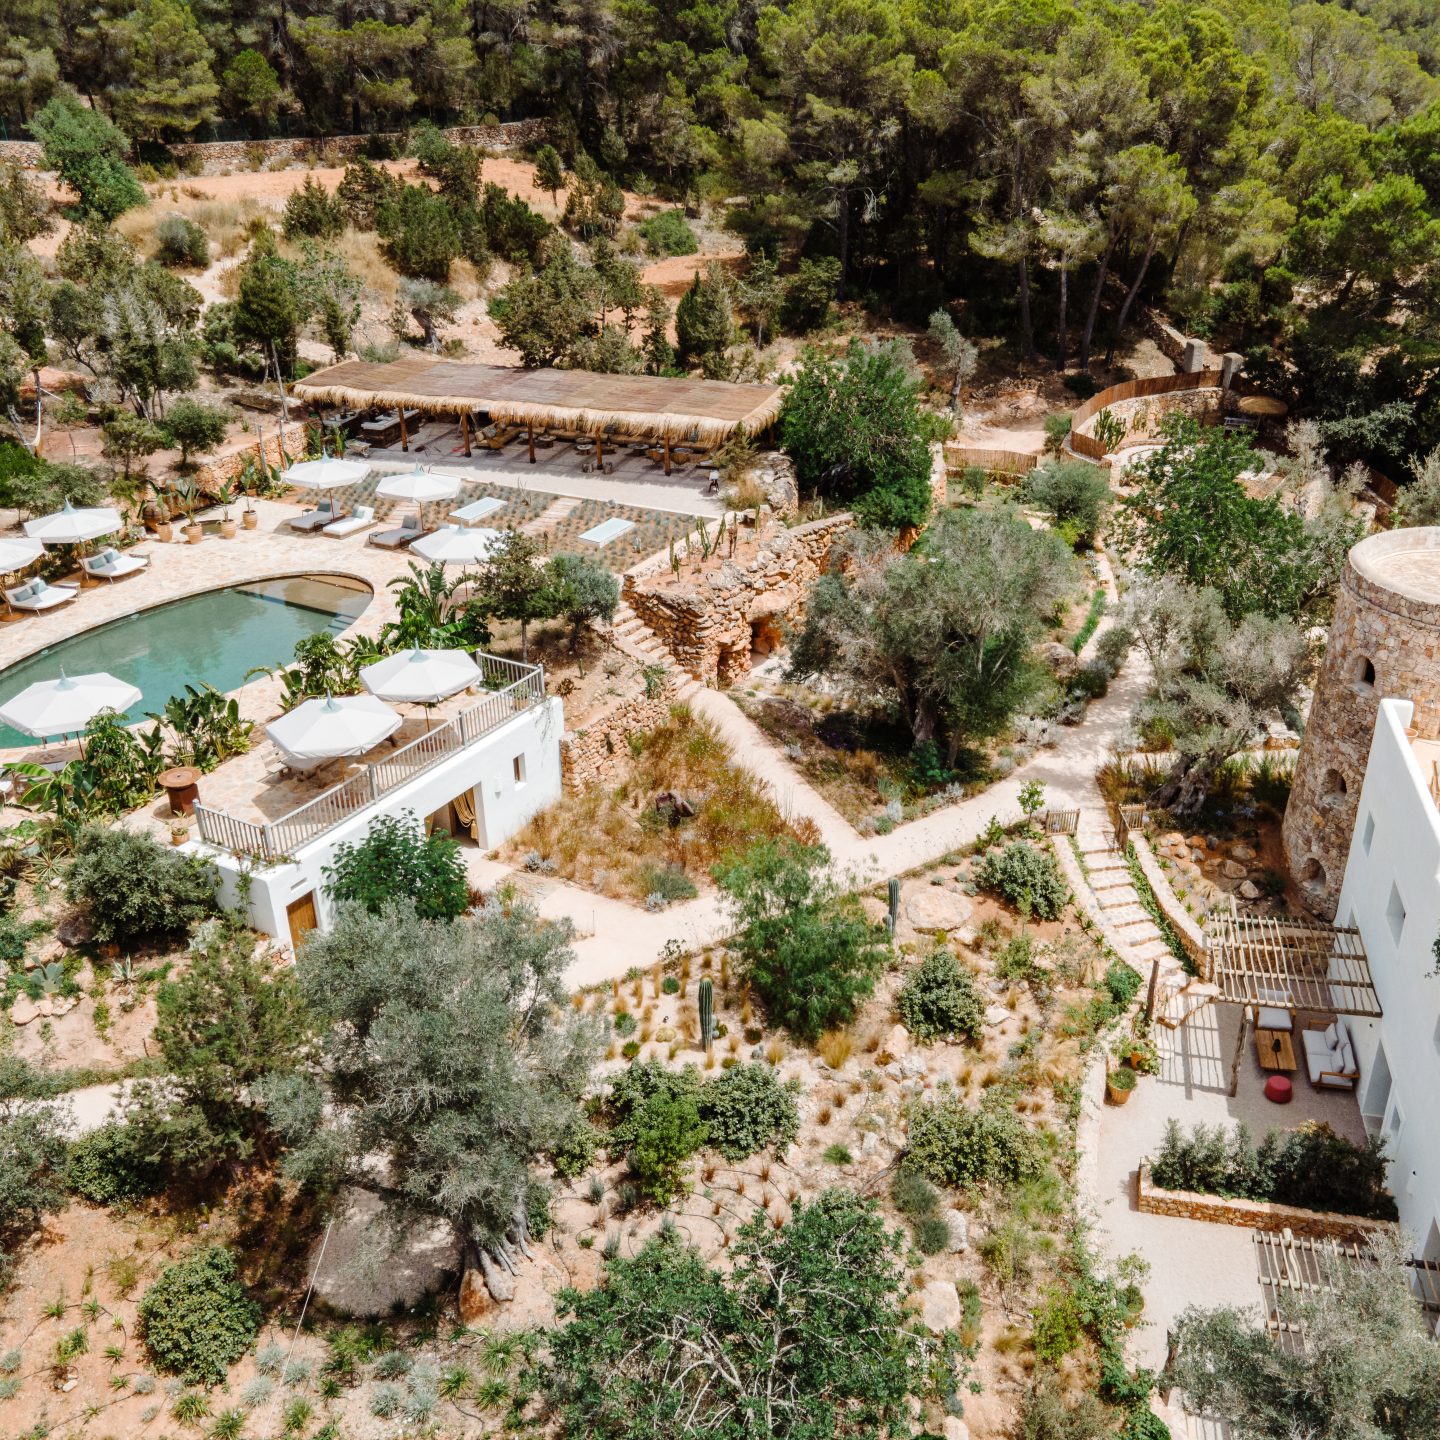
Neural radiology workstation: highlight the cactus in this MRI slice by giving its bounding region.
[698,978,714,1053]
[886,877,900,935]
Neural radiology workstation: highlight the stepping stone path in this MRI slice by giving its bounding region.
[521,495,582,536]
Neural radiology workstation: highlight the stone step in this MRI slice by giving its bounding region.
[1086,857,1129,876]
[1090,873,1135,894]
[1102,904,1152,928]
[1129,937,1177,963]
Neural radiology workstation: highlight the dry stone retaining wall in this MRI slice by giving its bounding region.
[561,673,679,790]
[0,119,545,174]
[623,513,854,687]
[1137,1163,1393,1241]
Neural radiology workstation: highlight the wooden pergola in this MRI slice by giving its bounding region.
[1253,1231,1440,1346]
[1204,904,1380,1095]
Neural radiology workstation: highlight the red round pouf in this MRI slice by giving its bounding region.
[1264,1074,1293,1104]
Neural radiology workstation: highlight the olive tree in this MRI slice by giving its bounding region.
[1164,1232,1440,1440]
[1121,574,1310,813]
[0,1058,70,1283]
[789,507,1075,764]
[262,898,604,1298]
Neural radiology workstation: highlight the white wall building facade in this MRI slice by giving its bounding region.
[1334,696,1440,1261]
[193,674,563,945]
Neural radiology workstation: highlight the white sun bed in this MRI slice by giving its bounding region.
[323,504,376,538]
[449,496,505,525]
[367,512,427,550]
[81,547,148,582]
[5,578,78,613]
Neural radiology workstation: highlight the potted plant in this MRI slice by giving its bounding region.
[239,461,259,529]
[1106,1066,1137,1106]
[169,819,189,847]
[216,481,237,539]
[174,479,203,544]
[149,480,174,542]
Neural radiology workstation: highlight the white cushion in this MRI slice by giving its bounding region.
[1338,1040,1355,1075]
[30,579,47,594]
[1323,1021,1340,1049]
[1257,1006,1292,1032]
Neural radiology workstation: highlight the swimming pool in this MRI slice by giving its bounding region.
[0,575,373,747]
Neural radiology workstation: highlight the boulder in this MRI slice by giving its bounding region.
[943,1419,971,1440]
[753,453,799,514]
[905,887,974,933]
[56,910,94,948]
[919,1280,962,1333]
[940,1208,970,1253]
[10,993,38,1026]
[1157,831,1185,849]
[1237,880,1261,900]
[459,1268,496,1324]
[1039,642,1079,682]
[1221,859,1247,880]
[1230,843,1257,862]
[983,1004,1011,1027]
[884,1023,911,1059]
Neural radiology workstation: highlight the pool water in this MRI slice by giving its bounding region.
[0,576,372,747]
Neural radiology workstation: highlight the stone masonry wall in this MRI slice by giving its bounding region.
[561,671,679,790]
[623,513,854,687]
[1137,1163,1393,1242]
[1073,387,1222,446]
[0,120,545,174]
[1284,529,1440,916]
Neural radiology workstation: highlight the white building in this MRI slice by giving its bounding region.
[1333,695,1440,1262]
[191,656,563,946]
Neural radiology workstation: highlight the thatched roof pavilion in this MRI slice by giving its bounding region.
[293,356,783,449]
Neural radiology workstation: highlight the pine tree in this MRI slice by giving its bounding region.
[112,0,220,140]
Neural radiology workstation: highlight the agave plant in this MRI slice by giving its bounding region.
[35,962,67,997]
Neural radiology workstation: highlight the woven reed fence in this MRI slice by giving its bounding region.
[945,446,1041,477]
[1067,369,1225,459]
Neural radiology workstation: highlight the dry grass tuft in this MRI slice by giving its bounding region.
[816,1029,854,1069]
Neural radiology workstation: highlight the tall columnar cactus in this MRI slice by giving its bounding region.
[698,978,714,1053]
[887,877,900,935]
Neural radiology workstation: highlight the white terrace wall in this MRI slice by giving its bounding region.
[1333,697,1440,1257]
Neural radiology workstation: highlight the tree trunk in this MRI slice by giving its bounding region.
[1150,754,1211,816]
[1104,234,1158,368]
[836,188,850,301]
[1018,255,1035,362]
[519,617,529,663]
[1055,264,1069,371]
[1078,231,1116,372]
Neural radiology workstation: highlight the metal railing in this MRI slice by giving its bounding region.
[195,655,545,862]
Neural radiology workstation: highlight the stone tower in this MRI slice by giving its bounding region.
[1284,528,1440,916]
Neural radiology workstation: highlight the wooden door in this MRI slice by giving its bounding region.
[287,892,319,950]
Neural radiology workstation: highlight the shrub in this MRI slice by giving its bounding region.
[283,176,344,239]
[164,398,231,468]
[550,1114,601,1180]
[890,1165,941,1224]
[637,209,698,257]
[154,214,209,268]
[913,1215,953,1255]
[700,1063,800,1161]
[325,811,469,921]
[629,1090,708,1203]
[67,1122,167,1206]
[640,865,698,906]
[904,1090,1045,1190]
[1149,1118,1395,1220]
[139,1247,259,1386]
[896,949,983,1044]
[613,1010,637,1038]
[1104,961,1142,1009]
[1022,461,1111,548]
[822,1143,852,1165]
[604,1061,703,1150]
[67,826,219,950]
[973,841,1069,920]
[1032,1285,1084,1363]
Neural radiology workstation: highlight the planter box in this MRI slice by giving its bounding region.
[1136,1162,1393,1242]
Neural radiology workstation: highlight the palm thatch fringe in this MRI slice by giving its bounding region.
[293,356,783,448]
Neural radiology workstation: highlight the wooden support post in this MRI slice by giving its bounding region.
[663,439,671,475]
[399,410,409,452]
[528,427,536,464]
[596,433,604,466]
[1229,1004,1250,1098]
[461,412,471,457]
[1144,958,1160,1025]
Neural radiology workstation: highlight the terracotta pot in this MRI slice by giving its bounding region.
[169,826,188,847]
[220,519,237,539]
[242,510,258,530]
[1106,1073,1136,1105]
[154,521,173,542]
[184,522,203,544]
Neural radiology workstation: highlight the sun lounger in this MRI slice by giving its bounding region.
[289,499,347,533]
[81,547,148,582]
[323,504,376,538]
[449,497,505,526]
[367,512,426,549]
[6,578,77,613]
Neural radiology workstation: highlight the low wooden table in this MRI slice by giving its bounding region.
[1256,1026,1296,1073]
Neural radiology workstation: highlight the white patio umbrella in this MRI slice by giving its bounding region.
[375,466,460,506]
[409,525,502,568]
[280,456,369,491]
[267,693,402,766]
[24,499,122,547]
[0,537,44,573]
[0,669,141,744]
[360,647,481,705]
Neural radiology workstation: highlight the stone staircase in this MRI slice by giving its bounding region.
[522,495,581,536]
[608,599,702,702]
[1073,813,1214,1024]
